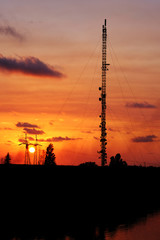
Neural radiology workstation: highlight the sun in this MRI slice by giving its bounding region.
[29,147,35,153]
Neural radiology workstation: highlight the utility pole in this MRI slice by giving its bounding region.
[99,19,109,166]
[33,135,42,165]
[19,133,31,164]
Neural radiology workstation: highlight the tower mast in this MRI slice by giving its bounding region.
[33,135,42,165]
[19,133,31,165]
[99,19,109,166]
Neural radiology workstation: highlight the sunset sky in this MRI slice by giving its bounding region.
[0,0,160,166]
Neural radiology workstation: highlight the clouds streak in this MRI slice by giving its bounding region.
[23,128,45,135]
[16,122,39,128]
[0,25,24,41]
[39,136,81,142]
[126,102,156,109]
[16,121,44,135]
[19,137,34,143]
[0,55,64,78]
[132,135,157,143]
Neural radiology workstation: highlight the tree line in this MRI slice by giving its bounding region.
[1,143,127,167]
[1,143,56,165]
[79,153,127,167]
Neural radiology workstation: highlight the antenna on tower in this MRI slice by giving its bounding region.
[19,133,31,165]
[98,19,110,166]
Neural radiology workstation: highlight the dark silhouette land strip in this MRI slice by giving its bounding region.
[0,164,160,239]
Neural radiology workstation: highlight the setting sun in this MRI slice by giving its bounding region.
[29,147,35,153]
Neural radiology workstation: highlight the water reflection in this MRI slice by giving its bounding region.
[6,210,160,240]
[105,211,160,240]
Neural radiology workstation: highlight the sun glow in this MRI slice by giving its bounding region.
[29,147,35,153]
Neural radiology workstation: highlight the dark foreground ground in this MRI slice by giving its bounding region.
[0,164,160,239]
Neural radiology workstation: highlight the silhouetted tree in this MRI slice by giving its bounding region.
[1,158,4,164]
[45,144,56,165]
[4,153,11,165]
[109,153,127,168]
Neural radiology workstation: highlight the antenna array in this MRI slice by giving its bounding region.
[99,19,109,166]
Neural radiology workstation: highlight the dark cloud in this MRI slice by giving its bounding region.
[126,102,156,109]
[0,25,24,41]
[23,128,45,135]
[132,135,157,143]
[39,136,81,142]
[16,121,44,135]
[0,55,64,78]
[16,122,39,128]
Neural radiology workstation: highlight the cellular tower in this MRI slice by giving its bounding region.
[99,19,109,166]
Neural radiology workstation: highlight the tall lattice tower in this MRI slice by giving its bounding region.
[19,133,31,165]
[33,135,42,165]
[99,19,109,166]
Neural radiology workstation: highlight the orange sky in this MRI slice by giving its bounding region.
[0,0,160,166]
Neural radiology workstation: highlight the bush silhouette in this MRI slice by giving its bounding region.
[109,153,127,168]
[79,162,98,167]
